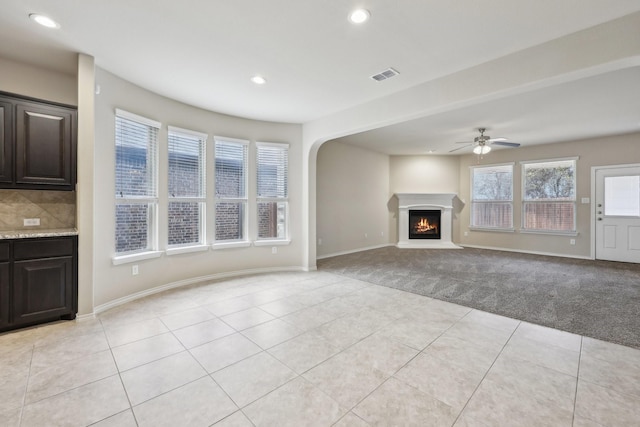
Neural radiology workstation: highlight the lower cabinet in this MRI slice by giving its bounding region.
[0,262,9,329]
[0,236,78,332]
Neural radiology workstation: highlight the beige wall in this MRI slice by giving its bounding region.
[316,141,391,257]
[316,144,462,257]
[93,68,304,307]
[0,57,77,105]
[458,132,640,257]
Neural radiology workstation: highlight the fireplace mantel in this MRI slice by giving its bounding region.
[394,193,461,249]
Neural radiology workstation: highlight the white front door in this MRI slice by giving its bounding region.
[595,165,640,263]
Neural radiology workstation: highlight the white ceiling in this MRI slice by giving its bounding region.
[1,1,639,154]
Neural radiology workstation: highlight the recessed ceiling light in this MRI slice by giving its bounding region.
[349,9,370,24]
[29,13,60,29]
[251,75,266,85]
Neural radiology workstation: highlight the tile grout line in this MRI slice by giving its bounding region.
[449,320,521,426]
[571,336,584,427]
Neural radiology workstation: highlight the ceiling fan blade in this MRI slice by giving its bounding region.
[488,137,507,142]
[455,141,472,144]
[491,140,520,147]
[449,144,471,153]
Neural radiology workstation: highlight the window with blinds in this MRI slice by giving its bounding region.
[522,159,576,232]
[256,142,289,240]
[214,137,248,241]
[115,109,160,254]
[471,164,513,229]
[168,127,206,247]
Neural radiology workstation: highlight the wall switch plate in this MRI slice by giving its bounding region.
[581,197,590,204]
[271,247,277,254]
[23,218,40,226]
[132,265,139,275]
[464,231,469,236]
[570,239,576,245]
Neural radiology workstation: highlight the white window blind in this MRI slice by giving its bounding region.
[257,143,288,198]
[471,164,513,229]
[115,110,160,254]
[522,159,576,232]
[168,127,206,247]
[214,137,248,241]
[257,143,289,240]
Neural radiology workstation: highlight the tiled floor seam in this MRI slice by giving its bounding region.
[449,321,519,426]
[571,336,584,427]
[17,343,36,427]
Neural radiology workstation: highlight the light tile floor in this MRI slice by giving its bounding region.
[1,271,640,426]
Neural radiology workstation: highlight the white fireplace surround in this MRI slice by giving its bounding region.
[395,193,461,249]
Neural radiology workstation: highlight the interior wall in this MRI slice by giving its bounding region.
[389,155,461,243]
[316,141,391,257]
[0,56,77,105]
[93,67,304,307]
[458,132,640,258]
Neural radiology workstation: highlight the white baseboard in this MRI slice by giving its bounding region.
[316,243,394,260]
[460,244,593,260]
[93,265,307,315]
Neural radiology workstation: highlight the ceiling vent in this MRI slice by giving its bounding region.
[370,68,399,82]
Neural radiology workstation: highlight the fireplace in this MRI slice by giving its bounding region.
[409,210,441,239]
[395,193,461,249]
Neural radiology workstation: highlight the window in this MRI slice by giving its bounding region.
[168,127,206,247]
[522,159,576,232]
[256,142,289,240]
[604,175,640,216]
[115,110,159,254]
[214,137,248,242]
[471,164,513,229]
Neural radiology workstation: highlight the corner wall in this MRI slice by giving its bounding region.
[316,141,391,258]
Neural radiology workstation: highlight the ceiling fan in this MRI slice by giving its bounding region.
[449,128,520,155]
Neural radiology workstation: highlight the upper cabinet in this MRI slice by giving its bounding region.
[0,92,77,191]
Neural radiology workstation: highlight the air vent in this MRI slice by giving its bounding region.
[370,68,399,82]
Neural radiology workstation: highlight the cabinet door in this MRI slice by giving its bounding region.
[0,263,9,329]
[12,257,73,325]
[15,101,76,189]
[0,98,12,184]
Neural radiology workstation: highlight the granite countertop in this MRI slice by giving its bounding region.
[0,228,78,240]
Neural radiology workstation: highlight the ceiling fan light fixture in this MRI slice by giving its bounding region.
[473,145,491,155]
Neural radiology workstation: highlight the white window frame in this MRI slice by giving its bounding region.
[470,163,515,232]
[213,136,249,248]
[255,142,290,245]
[113,109,162,264]
[166,126,207,253]
[521,157,578,235]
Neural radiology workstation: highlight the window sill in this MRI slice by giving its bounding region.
[166,245,209,256]
[254,239,291,246]
[469,227,515,233]
[519,229,579,237]
[211,241,251,250]
[112,251,163,265]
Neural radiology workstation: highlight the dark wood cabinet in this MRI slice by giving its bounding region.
[0,92,76,191]
[0,236,78,332]
[0,99,13,184]
[0,242,10,328]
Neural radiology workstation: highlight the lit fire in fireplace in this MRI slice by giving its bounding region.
[414,217,438,234]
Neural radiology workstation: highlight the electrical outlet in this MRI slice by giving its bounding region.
[23,218,40,226]
[272,247,277,254]
[569,239,576,245]
[132,265,139,275]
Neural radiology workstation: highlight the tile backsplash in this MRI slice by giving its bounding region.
[0,190,76,230]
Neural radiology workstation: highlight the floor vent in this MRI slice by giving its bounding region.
[370,68,400,81]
